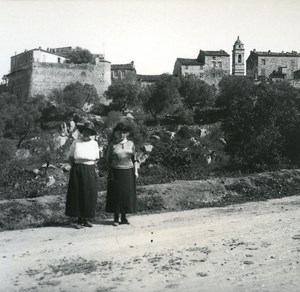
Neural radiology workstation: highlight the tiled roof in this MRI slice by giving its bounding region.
[200,50,230,56]
[176,58,203,65]
[111,63,135,70]
[136,74,162,82]
[250,50,300,57]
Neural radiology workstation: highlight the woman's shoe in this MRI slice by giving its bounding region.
[113,213,119,226]
[82,221,93,227]
[121,215,130,225]
[74,223,83,229]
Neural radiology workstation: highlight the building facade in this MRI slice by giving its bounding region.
[136,74,162,87]
[5,47,111,100]
[246,50,300,80]
[173,50,230,87]
[232,36,245,76]
[111,61,136,83]
[10,48,69,73]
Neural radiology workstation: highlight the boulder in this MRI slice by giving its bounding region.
[144,144,154,153]
[15,149,31,160]
[53,134,68,150]
[45,176,55,187]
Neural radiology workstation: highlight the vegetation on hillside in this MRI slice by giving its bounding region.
[1,75,300,204]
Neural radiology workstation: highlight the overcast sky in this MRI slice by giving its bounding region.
[0,0,300,79]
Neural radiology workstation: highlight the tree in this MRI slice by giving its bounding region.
[216,75,255,108]
[50,82,99,109]
[142,74,182,124]
[105,82,140,113]
[179,75,216,109]
[221,79,300,170]
[0,93,43,147]
[67,47,94,64]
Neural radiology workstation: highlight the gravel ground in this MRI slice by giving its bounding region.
[1,195,300,292]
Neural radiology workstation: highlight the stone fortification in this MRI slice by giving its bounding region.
[7,61,111,100]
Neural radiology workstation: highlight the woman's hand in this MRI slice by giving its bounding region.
[135,170,139,178]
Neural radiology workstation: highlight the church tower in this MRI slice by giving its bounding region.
[232,36,245,76]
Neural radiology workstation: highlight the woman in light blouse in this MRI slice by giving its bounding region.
[105,122,138,226]
[65,122,99,229]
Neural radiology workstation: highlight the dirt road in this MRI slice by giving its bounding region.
[1,196,300,292]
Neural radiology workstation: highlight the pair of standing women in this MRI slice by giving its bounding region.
[65,122,138,228]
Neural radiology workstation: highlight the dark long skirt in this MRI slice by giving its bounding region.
[106,168,137,214]
[65,164,98,218]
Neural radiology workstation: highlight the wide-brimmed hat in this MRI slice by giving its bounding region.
[77,122,97,136]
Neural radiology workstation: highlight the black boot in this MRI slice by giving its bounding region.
[82,218,93,227]
[74,217,83,229]
[113,213,119,226]
[121,213,130,225]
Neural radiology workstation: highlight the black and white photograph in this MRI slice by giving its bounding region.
[0,0,300,291]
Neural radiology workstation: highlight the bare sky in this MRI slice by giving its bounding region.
[0,0,300,79]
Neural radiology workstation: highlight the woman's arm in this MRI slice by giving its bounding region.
[105,143,113,168]
[132,144,139,178]
[68,140,76,166]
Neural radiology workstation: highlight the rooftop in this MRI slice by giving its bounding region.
[199,50,230,57]
[111,62,135,70]
[250,50,300,57]
[176,58,203,66]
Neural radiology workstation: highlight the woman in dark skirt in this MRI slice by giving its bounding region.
[66,122,99,229]
[105,122,139,226]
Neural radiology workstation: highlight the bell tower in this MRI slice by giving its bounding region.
[232,36,245,76]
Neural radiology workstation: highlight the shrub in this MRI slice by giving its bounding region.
[0,138,16,163]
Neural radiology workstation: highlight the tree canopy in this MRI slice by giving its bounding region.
[220,77,300,170]
[105,82,140,113]
[67,47,94,64]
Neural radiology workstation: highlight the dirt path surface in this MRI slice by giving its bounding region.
[1,196,300,292]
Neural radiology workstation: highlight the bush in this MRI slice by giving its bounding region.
[0,138,16,163]
[147,136,206,174]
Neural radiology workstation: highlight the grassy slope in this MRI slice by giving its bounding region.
[1,169,300,231]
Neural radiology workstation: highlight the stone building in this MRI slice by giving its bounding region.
[293,69,300,80]
[232,36,245,76]
[173,50,230,87]
[246,50,300,80]
[4,47,111,100]
[10,48,69,73]
[111,61,136,83]
[136,74,162,87]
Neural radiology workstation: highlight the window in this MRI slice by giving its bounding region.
[261,59,266,65]
[112,71,117,78]
[261,69,266,76]
[218,73,222,78]
[238,54,242,63]
[212,73,216,78]
[218,62,222,68]
[200,73,204,78]
[120,71,126,79]
[291,60,296,66]
[213,62,216,68]
[58,57,61,63]
[213,56,216,60]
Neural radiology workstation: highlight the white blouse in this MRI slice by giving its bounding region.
[68,139,99,165]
